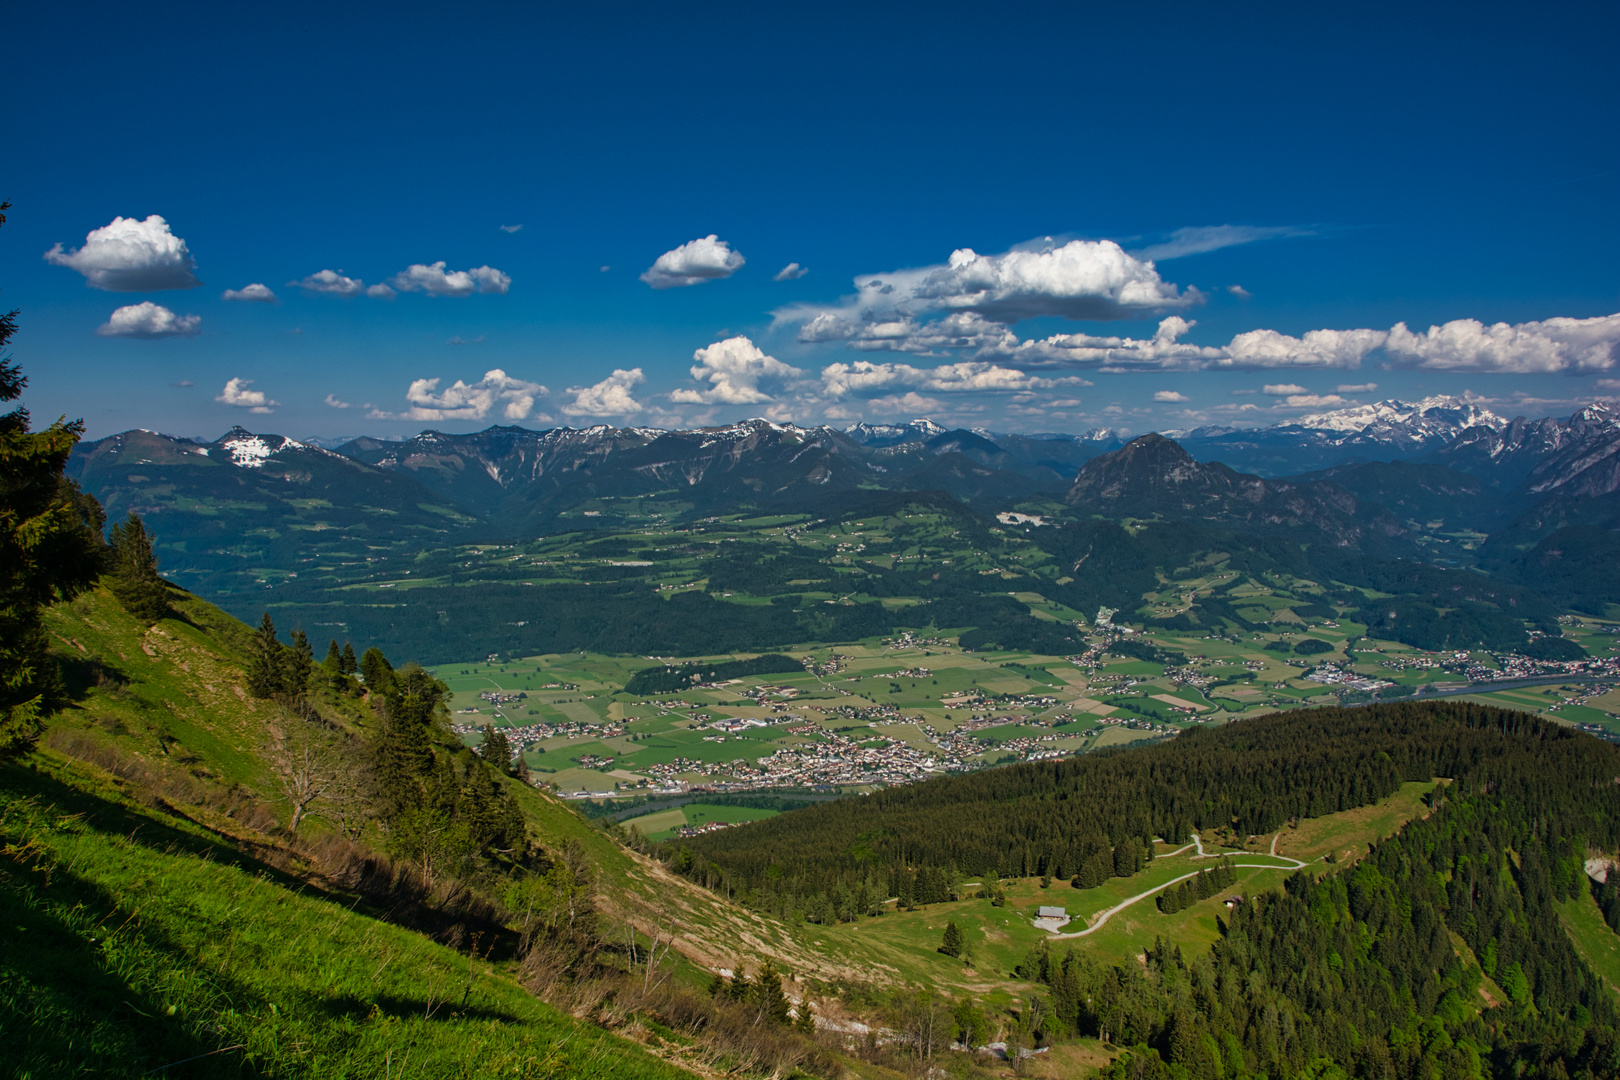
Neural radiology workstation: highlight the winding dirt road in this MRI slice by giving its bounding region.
[1044,834,1308,940]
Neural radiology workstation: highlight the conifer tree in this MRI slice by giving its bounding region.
[247,612,285,699]
[106,512,170,625]
[1113,837,1139,877]
[282,628,314,700]
[323,639,342,672]
[482,724,513,775]
[0,198,106,756]
[752,960,792,1025]
[939,920,963,958]
[340,641,358,675]
[360,646,393,691]
[795,998,816,1034]
[375,664,443,820]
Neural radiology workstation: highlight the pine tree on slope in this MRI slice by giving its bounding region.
[0,202,105,756]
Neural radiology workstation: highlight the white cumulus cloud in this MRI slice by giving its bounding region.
[1336,382,1378,393]
[821,239,1193,327]
[500,224,523,233]
[1262,383,1309,395]
[44,215,201,292]
[800,311,1020,356]
[910,240,1192,322]
[640,235,745,289]
[1154,390,1190,403]
[562,369,646,416]
[670,336,803,404]
[373,369,546,421]
[366,283,396,299]
[1384,313,1620,373]
[216,377,278,413]
[1216,328,1389,370]
[222,283,277,303]
[988,316,1223,370]
[291,270,367,296]
[388,261,512,297]
[818,358,1086,399]
[777,239,1195,358]
[324,394,354,409]
[96,302,201,338]
[774,262,808,281]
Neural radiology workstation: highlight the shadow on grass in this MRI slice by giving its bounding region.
[0,825,271,1077]
[0,763,529,1078]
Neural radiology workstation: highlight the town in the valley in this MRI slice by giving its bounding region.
[444,618,1620,814]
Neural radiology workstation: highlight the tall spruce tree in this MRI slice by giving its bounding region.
[323,639,342,672]
[246,612,285,699]
[0,202,106,756]
[375,664,443,820]
[282,627,314,700]
[939,920,964,958]
[360,646,393,692]
[482,724,513,775]
[105,512,170,625]
[340,642,358,675]
[752,960,792,1025]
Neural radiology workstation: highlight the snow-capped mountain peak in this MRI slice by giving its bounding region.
[1290,395,1505,441]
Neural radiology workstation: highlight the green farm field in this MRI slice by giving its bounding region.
[623,803,783,841]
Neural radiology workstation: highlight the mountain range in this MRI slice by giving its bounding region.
[65,395,1620,614]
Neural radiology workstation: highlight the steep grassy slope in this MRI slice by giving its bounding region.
[23,585,899,1078]
[0,754,692,1080]
[39,584,957,990]
[20,588,731,1078]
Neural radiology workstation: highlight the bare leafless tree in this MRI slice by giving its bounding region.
[626,905,679,997]
[268,715,340,834]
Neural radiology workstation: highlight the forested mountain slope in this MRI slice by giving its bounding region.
[671,702,1620,1078]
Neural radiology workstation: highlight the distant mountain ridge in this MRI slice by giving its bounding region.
[1177,394,1511,474]
[66,397,1620,606]
[1064,433,1410,552]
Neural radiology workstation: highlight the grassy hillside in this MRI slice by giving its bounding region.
[1,754,692,1080]
[23,585,905,1078]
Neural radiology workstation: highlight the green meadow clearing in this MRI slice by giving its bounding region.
[623,803,783,841]
[788,780,1440,1006]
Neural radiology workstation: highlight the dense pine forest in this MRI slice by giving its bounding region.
[667,702,1620,1077]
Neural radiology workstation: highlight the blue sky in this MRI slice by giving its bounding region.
[7,0,1619,440]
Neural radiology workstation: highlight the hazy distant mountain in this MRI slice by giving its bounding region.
[841,418,949,446]
[67,400,1620,599]
[332,418,1120,529]
[1181,395,1506,474]
[1291,460,1500,531]
[67,426,473,599]
[1064,432,1410,551]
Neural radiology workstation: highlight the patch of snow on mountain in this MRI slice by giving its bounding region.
[222,434,274,468]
